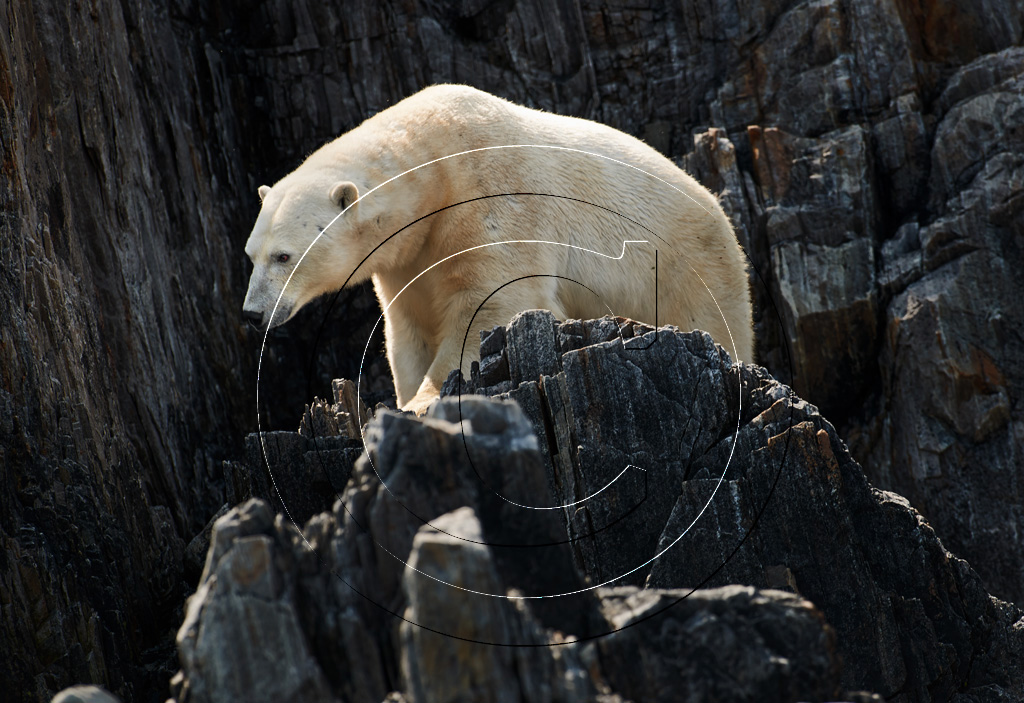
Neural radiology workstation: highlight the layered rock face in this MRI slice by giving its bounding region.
[171,313,1024,703]
[5,0,1022,701]
[684,54,1024,605]
[1,3,256,701]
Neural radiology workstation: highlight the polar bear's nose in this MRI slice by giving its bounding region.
[242,310,264,329]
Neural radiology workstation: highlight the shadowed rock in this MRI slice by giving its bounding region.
[170,314,1023,703]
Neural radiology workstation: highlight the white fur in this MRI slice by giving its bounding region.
[243,85,754,413]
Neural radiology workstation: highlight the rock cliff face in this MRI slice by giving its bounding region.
[682,46,1024,604]
[171,313,1023,703]
[1,3,253,701]
[4,0,1022,701]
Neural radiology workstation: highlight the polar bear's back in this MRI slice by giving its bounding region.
[405,86,712,191]
[319,84,724,233]
[390,85,753,361]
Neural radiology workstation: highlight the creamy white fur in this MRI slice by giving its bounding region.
[243,85,754,413]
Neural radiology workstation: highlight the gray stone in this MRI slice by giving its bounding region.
[400,507,542,703]
[240,428,361,526]
[747,124,881,414]
[597,586,841,703]
[506,309,562,386]
[847,48,1024,605]
[454,312,1024,701]
[176,501,337,703]
[173,315,1023,703]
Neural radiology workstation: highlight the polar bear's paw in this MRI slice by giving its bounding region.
[401,392,437,416]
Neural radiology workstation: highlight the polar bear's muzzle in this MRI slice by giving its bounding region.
[241,303,292,331]
[242,309,264,329]
[242,272,294,330]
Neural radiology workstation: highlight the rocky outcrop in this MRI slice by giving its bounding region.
[172,313,1024,703]
[680,42,1024,606]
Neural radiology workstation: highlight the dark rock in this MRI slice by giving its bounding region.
[684,43,1024,606]
[2,0,263,697]
[183,503,231,585]
[172,315,1023,703]
[174,399,603,703]
[176,501,337,703]
[597,586,841,703]
[241,429,361,526]
[477,326,512,389]
[478,325,506,358]
[467,312,1024,701]
[333,378,373,433]
[505,309,562,386]
[299,379,373,440]
[400,507,596,703]
[299,397,345,439]
[747,124,881,417]
[672,29,1024,609]
[848,47,1024,605]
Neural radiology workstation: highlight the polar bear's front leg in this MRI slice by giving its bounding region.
[401,329,481,415]
[404,335,483,414]
[402,377,446,416]
[384,313,434,408]
[400,298,561,415]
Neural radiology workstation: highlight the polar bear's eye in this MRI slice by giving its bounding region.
[277,253,290,264]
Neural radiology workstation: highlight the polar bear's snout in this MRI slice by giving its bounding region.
[241,269,294,331]
[241,299,293,331]
[241,275,272,330]
[242,309,264,329]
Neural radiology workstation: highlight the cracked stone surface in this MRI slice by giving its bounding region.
[168,314,1023,703]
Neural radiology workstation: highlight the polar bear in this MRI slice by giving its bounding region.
[243,84,753,414]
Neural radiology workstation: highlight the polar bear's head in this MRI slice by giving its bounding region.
[241,174,366,330]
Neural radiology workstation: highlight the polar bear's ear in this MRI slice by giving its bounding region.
[258,185,271,201]
[330,181,359,210]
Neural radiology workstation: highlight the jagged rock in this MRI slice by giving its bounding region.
[400,507,596,703]
[173,314,1023,703]
[173,399,604,703]
[299,379,374,440]
[333,378,374,434]
[298,397,345,439]
[674,18,1024,607]
[733,123,882,418]
[361,396,599,640]
[172,390,851,703]
[596,586,841,703]
[237,429,363,526]
[176,501,337,703]
[443,312,1024,702]
[846,46,1024,605]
